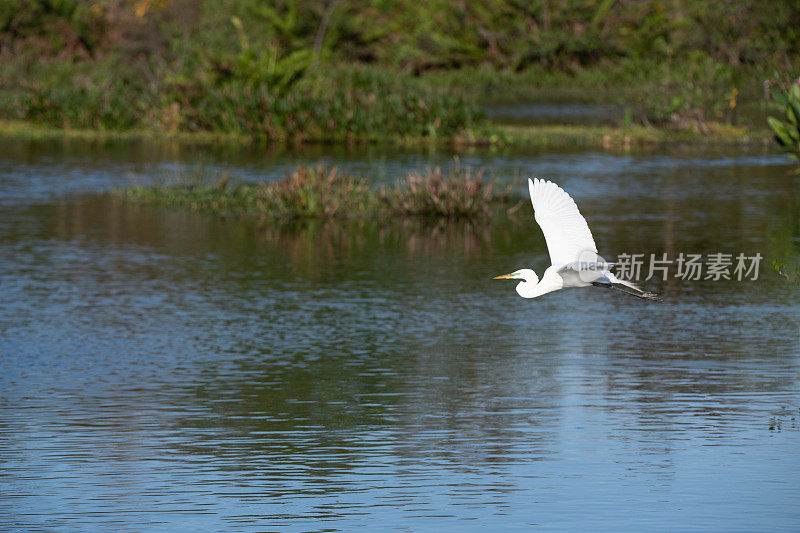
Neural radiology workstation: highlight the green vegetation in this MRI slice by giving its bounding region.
[772,259,800,282]
[383,166,501,218]
[499,123,766,149]
[0,119,770,150]
[2,1,798,141]
[122,164,507,219]
[767,81,800,162]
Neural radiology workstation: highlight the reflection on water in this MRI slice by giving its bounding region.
[1,139,799,532]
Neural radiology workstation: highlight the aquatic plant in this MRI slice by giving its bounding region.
[124,166,377,217]
[382,165,504,218]
[772,259,800,282]
[767,81,800,162]
[255,165,378,217]
[122,164,507,219]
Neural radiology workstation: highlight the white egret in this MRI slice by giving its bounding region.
[494,178,661,300]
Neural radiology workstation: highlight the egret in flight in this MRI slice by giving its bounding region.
[494,178,661,300]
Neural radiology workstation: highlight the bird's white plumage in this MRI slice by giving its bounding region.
[493,178,660,301]
[528,178,597,268]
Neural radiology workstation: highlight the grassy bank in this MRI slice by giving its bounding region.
[121,164,509,219]
[499,123,771,149]
[0,119,253,144]
[1,1,797,142]
[0,119,772,150]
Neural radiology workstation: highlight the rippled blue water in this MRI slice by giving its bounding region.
[1,139,799,531]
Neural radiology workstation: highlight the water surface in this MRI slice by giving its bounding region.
[1,138,799,532]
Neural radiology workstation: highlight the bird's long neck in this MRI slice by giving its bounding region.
[517,272,563,298]
[515,278,559,299]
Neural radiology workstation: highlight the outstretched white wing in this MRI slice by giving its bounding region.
[528,178,597,267]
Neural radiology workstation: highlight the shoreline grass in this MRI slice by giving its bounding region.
[2,2,796,146]
[0,119,773,150]
[498,123,772,149]
[121,164,509,220]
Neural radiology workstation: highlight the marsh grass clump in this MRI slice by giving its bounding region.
[123,174,256,214]
[256,165,378,217]
[383,165,504,218]
[123,166,378,217]
[122,164,508,220]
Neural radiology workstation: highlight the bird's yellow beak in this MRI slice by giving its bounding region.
[493,273,514,279]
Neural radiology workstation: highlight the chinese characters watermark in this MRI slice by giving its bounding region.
[613,253,762,281]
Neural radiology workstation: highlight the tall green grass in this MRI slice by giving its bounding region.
[17,65,483,139]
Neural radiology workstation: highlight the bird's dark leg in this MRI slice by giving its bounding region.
[592,281,662,301]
